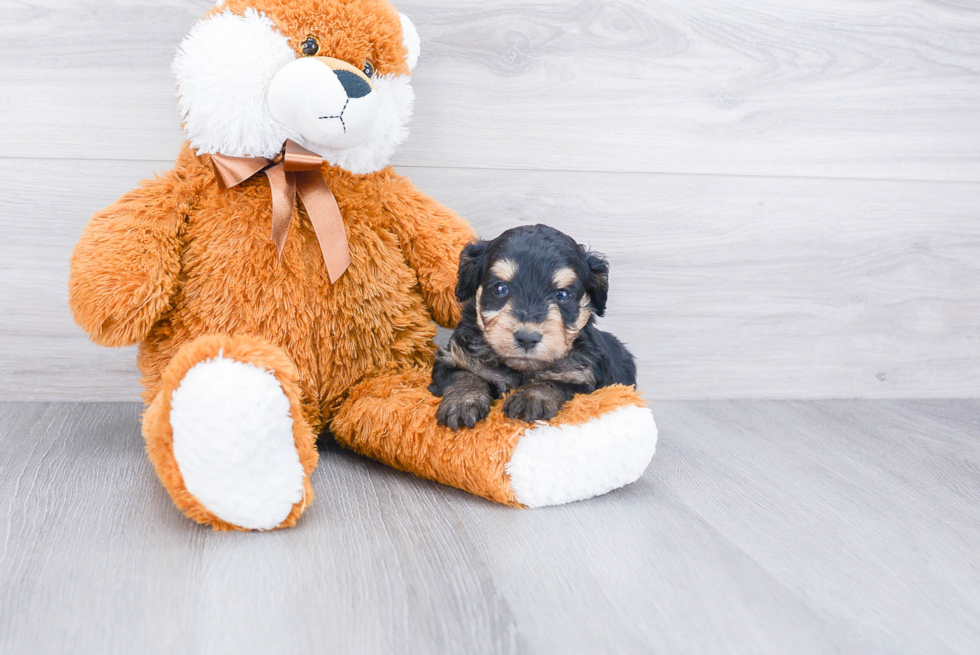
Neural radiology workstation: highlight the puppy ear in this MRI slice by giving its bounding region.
[456,240,490,302]
[583,249,610,317]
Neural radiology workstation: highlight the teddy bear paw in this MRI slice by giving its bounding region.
[169,356,307,530]
[505,405,658,508]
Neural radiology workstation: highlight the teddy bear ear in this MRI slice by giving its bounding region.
[399,12,421,71]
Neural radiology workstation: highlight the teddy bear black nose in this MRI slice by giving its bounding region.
[334,70,371,99]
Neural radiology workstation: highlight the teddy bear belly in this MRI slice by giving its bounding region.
[136,219,437,428]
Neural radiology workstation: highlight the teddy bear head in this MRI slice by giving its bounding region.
[173,0,421,174]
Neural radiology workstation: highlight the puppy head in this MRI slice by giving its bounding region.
[456,225,610,371]
[173,0,419,174]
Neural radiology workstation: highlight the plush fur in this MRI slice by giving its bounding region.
[175,0,416,172]
[507,404,658,508]
[332,368,651,507]
[142,334,318,531]
[69,0,656,530]
[170,354,306,530]
[174,9,296,160]
[430,225,637,430]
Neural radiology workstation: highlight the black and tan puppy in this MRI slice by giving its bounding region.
[430,224,637,430]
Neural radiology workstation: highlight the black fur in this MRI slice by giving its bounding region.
[455,240,490,303]
[431,224,637,430]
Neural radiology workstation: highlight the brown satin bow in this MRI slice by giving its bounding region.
[210,140,351,283]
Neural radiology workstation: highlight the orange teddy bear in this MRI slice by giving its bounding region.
[68,0,657,531]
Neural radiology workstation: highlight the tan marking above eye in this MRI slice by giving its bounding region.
[552,267,577,289]
[490,259,519,282]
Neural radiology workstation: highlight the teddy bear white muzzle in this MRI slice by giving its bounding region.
[267,57,380,153]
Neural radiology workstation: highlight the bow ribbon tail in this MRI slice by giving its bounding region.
[294,170,351,283]
[264,162,295,258]
[210,145,350,283]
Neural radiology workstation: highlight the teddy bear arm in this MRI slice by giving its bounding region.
[383,177,476,328]
[68,171,193,347]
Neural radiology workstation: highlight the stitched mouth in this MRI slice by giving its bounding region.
[318,98,349,133]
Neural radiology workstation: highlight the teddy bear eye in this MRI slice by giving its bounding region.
[300,37,320,57]
[362,61,375,78]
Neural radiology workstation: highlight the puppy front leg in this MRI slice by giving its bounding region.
[504,382,574,423]
[437,371,494,431]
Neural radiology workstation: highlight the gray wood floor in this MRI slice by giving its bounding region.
[1,400,978,654]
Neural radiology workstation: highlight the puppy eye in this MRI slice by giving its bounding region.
[363,61,375,78]
[301,37,320,57]
[492,282,509,297]
[555,289,573,303]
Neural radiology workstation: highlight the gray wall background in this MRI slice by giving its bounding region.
[1,0,978,401]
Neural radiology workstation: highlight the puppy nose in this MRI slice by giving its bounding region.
[514,330,543,351]
[334,70,371,99]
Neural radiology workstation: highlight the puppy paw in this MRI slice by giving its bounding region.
[504,385,565,423]
[437,391,492,430]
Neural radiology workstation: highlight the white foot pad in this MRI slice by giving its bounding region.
[170,356,305,530]
[506,405,658,508]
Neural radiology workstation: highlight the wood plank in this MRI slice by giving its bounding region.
[1,400,978,653]
[651,399,980,653]
[0,402,524,654]
[1,0,979,180]
[3,158,979,400]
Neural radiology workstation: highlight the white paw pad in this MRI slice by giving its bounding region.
[170,356,305,530]
[506,405,658,508]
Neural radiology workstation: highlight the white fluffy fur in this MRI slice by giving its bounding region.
[174,7,417,174]
[506,405,658,508]
[170,356,306,530]
[174,9,295,159]
[399,13,420,71]
[268,58,381,154]
[317,74,414,174]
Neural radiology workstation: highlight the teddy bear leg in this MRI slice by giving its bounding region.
[330,368,657,508]
[142,335,318,530]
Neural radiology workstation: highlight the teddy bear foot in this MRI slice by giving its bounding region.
[143,335,318,531]
[167,356,306,529]
[331,368,658,508]
[504,404,657,508]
